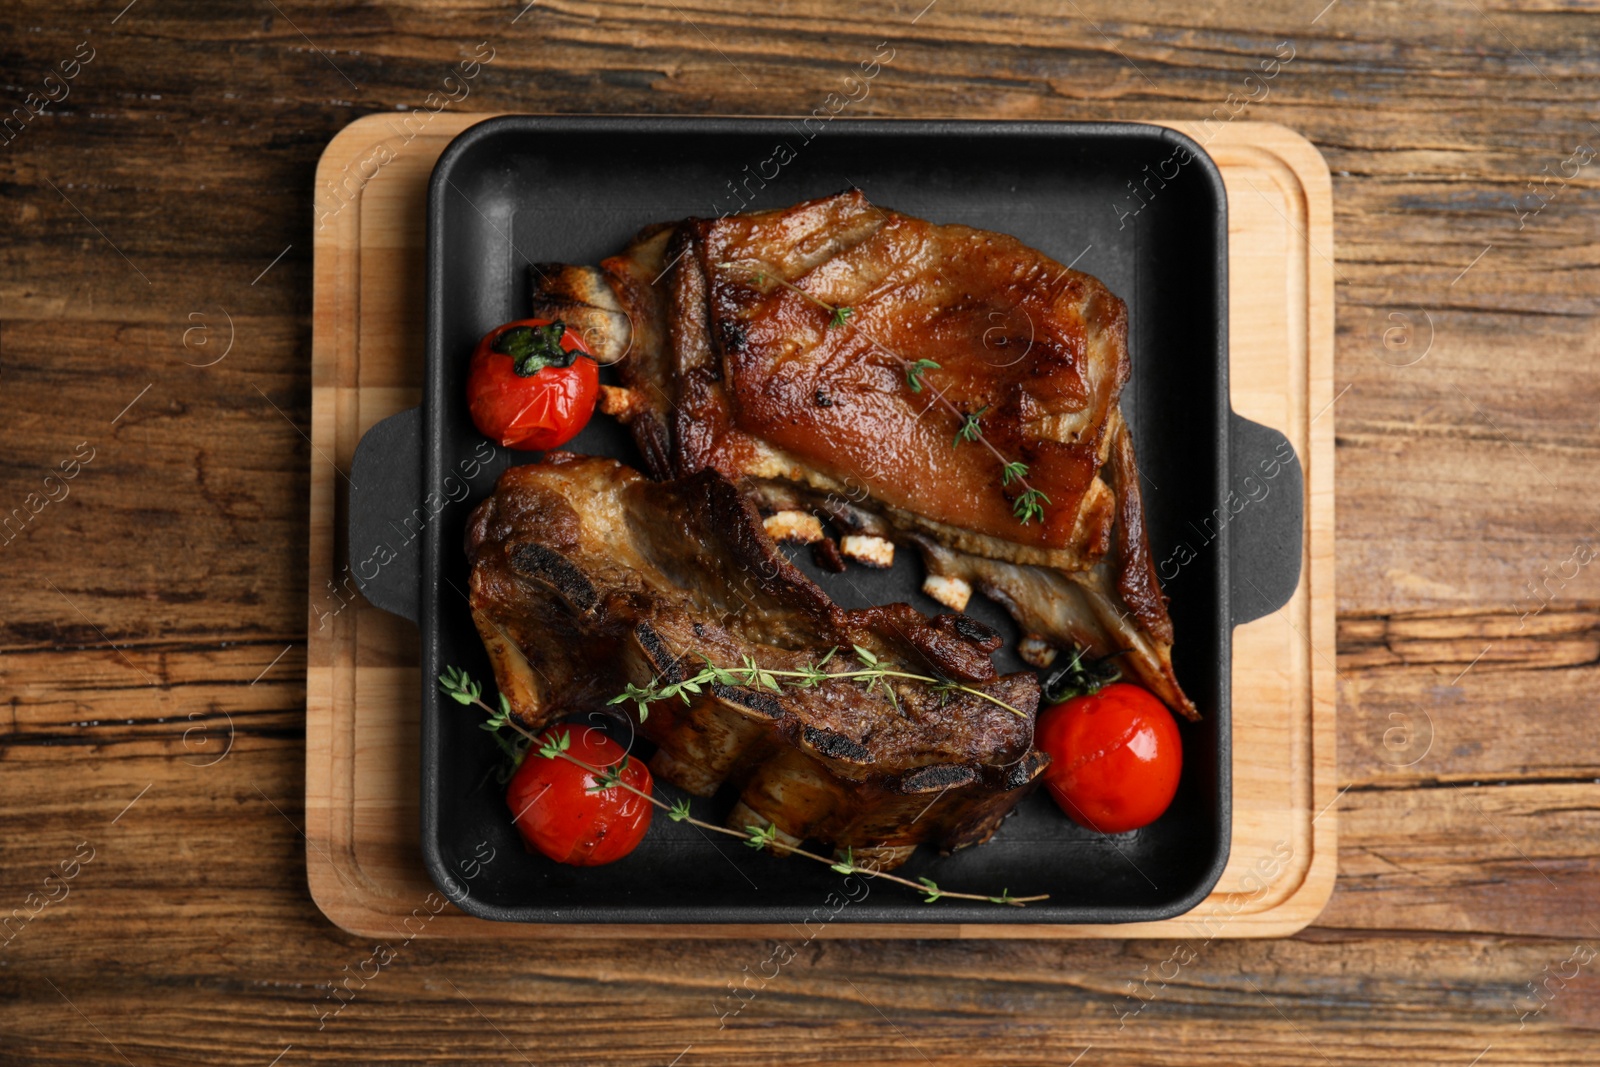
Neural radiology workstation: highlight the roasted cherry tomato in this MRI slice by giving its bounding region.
[505,726,653,866]
[1035,682,1182,834]
[467,318,599,451]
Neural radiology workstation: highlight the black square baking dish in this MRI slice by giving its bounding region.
[348,116,1302,925]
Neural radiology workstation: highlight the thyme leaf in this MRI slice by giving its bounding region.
[952,406,989,447]
[537,729,571,761]
[587,755,630,792]
[745,823,781,850]
[905,358,940,393]
[1012,486,1051,526]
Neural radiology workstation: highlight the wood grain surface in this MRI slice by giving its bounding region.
[2,1,1597,1064]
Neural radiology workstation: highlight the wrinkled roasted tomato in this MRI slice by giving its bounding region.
[1035,683,1182,834]
[505,727,653,866]
[467,318,599,451]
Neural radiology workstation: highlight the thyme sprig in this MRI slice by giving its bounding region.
[713,257,1052,526]
[441,666,528,777]
[440,667,1048,907]
[608,644,1027,720]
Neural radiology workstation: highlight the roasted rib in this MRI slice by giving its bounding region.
[529,190,1197,717]
[464,454,1045,869]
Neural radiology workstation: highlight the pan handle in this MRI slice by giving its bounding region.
[1227,412,1305,627]
[347,406,423,623]
[344,407,1303,628]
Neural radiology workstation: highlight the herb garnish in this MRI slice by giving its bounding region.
[435,671,1049,908]
[953,405,988,448]
[1012,486,1051,526]
[441,667,1047,907]
[904,358,940,393]
[444,668,1049,908]
[441,666,528,780]
[714,258,1052,526]
[607,644,1028,720]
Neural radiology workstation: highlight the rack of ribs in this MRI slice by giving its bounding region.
[464,454,1045,870]
[527,189,1197,718]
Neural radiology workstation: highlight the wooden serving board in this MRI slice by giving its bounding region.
[307,114,1335,939]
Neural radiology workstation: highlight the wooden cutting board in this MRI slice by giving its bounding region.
[307,113,1335,939]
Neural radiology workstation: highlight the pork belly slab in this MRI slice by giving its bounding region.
[530,190,1198,718]
[464,454,1044,869]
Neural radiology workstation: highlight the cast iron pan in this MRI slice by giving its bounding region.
[346,117,1303,924]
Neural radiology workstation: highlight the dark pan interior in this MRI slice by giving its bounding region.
[421,118,1230,924]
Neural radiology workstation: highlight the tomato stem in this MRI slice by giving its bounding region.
[492,319,592,377]
[1041,647,1124,704]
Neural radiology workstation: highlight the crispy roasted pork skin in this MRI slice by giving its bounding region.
[529,189,1195,718]
[464,454,1045,869]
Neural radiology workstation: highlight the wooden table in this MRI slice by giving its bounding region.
[2,2,1595,1063]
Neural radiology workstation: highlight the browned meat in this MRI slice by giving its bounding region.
[464,454,1045,869]
[529,190,1197,718]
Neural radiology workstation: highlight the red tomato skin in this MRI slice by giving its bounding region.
[504,727,653,866]
[1035,683,1183,834]
[467,319,599,451]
